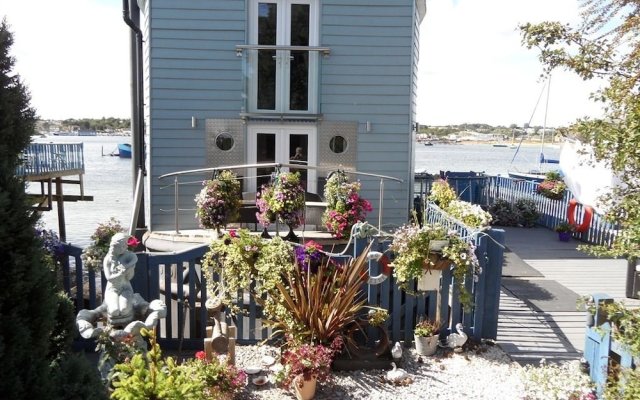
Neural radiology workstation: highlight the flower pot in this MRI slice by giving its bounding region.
[558,231,571,242]
[284,224,299,243]
[293,375,317,400]
[417,269,441,291]
[414,334,438,356]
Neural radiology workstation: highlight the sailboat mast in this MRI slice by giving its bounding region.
[539,75,551,171]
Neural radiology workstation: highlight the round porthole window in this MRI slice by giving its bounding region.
[329,135,347,154]
[215,132,234,151]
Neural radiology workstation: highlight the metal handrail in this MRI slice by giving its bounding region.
[235,44,331,57]
[158,163,403,234]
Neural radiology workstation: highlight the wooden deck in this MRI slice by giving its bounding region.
[496,226,640,365]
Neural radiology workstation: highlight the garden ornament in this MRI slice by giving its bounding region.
[446,323,468,350]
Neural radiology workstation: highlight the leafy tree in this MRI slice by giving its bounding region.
[520,0,640,258]
[0,19,107,399]
[0,18,58,397]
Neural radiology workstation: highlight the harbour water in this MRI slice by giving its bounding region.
[35,136,560,247]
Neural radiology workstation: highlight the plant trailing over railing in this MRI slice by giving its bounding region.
[389,223,480,310]
[195,170,241,232]
[256,171,305,229]
[203,229,294,316]
[322,170,372,239]
[537,171,567,200]
[445,199,493,229]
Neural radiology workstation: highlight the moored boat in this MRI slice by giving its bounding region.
[117,143,132,158]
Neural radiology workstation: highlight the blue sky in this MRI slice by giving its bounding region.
[3,0,604,126]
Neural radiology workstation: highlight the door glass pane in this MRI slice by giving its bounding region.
[258,3,277,110]
[289,134,308,189]
[289,4,309,111]
[256,133,276,190]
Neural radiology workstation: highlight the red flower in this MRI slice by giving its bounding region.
[195,350,207,360]
[127,236,140,249]
[229,229,238,238]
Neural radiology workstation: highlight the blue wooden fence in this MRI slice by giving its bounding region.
[584,293,637,396]
[415,172,616,247]
[63,219,505,350]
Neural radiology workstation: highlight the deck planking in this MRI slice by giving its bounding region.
[496,227,638,365]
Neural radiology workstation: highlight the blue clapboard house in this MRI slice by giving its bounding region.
[135,0,427,232]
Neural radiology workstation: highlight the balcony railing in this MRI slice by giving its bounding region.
[235,44,330,117]
[157,163,402,234]
[16,142,85,178]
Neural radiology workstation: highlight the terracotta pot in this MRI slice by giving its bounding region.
[414,334,439,356]
[293,375,317,400]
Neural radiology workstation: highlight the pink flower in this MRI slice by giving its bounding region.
[195,350,207,360]
[127,236,140,249]
[229,229,238,238]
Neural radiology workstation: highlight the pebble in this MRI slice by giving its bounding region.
[233,342,525,399]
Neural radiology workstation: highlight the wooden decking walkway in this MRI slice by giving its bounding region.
[496,226,640,365]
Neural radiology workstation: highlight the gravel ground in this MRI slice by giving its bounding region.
[233,342,525,400]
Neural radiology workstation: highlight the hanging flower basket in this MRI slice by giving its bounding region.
[256,171,305,230]
[322,170,372,239]
[195,170,241,233]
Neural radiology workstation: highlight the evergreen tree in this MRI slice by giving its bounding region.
[0,18,58,397]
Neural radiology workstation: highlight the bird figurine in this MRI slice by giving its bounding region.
[386,362,408,383]
[446,323,468,350]
[391,341,403,360]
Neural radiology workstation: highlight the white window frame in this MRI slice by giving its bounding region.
[247,0,319,114]
[246,123,317,193]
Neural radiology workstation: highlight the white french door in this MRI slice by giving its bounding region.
[246,124,317,193]
[248,0,319,113]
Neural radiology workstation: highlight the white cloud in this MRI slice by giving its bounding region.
[417,0,605,127]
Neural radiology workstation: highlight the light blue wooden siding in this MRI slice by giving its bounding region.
[147,0,246,231]
[320,0,416,228]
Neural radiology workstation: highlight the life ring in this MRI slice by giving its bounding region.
[567,198,593,233]
[366,254,392,285]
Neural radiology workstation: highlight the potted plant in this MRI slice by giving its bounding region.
[256,171,305,242]
[195,170,241,237]
[537,171,567,200]
[276,341,339,400]
[322,170,372,239]
[555,222,575,242]
[414,317,441,356]
[181,351,247,400]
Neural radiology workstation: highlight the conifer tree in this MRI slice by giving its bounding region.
[0,18,58,397]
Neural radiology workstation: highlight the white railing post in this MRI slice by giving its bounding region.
[174,176,180,234]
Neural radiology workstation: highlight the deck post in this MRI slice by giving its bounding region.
[481,228,504,339]
[55,177,66,242]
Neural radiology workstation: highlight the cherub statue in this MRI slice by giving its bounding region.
[103,232,138,324]
[76,233,166,350]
